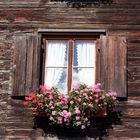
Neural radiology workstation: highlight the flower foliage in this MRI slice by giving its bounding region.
[24,83,117,129]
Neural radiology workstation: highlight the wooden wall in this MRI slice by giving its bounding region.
[0,0,139,30]
[0,0,140,98]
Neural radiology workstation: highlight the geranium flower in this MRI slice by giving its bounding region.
[76,116,81,121]
[24,83,117,129]
[76,121,81,126]
[40,85,46,91]
[52,111,56,115]
[58,117,63,124]
[81,125,86,129]
[23,101,28,106]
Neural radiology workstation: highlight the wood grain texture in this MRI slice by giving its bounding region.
[31,34,40,92]
[13,34,40,96]
[103,35,127,97]
[13,35,27,96]
[99,35,107,90]
[0,0,139,30]
[127,36,140,94]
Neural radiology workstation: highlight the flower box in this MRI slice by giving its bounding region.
[95,107,107,118]
[24,83,116,129]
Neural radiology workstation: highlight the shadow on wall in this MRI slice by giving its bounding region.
[39,0,113,8]
[33,110,122,140]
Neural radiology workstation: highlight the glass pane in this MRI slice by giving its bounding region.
[44,68,67,94]
[72,68,95,87]
[45,41,68,67]
[73,41,95,67]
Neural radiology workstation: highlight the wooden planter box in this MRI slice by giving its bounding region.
[95,107,107,118]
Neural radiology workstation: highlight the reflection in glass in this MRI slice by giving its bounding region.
[73,68,95,86]
[73,41,96,87]
[45,68,67,94]
[44,41,68,94]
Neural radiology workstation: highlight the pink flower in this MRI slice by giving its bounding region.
[49,116,54,121]
[40,85,46,91]
[83,93,87,96]
[95,88,101,92]
[97,83,101,87]
[112,96,116,100]
[37,94,43,98]
[76,121,81,126]
[95,99,99,103]
[85,95,89,100]
[25,96,29,101]
[49,95,54,100]
[88,104,93,108]
[31,108,37,112]
[75,107,79,110]
[84,89,89,92]
[58,117,63,124]
[50,106,54,109]
[38,103,43,108]
[87,121,90,126]
[81,125,85,129]
[106,93,110,97]
[65,95,69,99]
[94,94,99,98]
[23,101,28,106]
[52,111,56,115]
[58,95,63,100]
[70,101,74,104]
[77,98,81,102]
[89,96,93,100]
[85,117,88,121]
[64,118,67,122]
[75,108,80,114]
[62,98,68,104]
[25,96,33,101]
[108,91,117,97]
[76,116,80,121]
[60,110,71,118]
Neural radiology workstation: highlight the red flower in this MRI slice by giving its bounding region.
[29,93,36,99]
[25,96,29,101]
[40,85,46,92]
[23,101,28,107]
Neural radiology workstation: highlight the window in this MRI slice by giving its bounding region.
[42,37,98,94]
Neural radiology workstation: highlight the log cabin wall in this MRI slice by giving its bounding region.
[0,0,140,101]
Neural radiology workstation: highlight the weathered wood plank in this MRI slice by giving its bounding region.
[99,35,107,89]
[31,34,40,91]
[128,58,140,66]
[116,36,127,97]
[25,35,34,94]
[13,35,27,96]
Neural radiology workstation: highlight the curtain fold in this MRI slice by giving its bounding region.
[76,41,95,86]
[44,41,67,88]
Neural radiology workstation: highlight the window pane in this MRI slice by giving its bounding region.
[73,68,95,86]
[73,41,95,67]
[44,68,67,94]
[45,41,68,67]
[73,40,96,87]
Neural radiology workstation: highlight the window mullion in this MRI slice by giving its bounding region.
[67,39,74,94]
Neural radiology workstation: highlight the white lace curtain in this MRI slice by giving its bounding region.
[44,41,67,88]
[76,41,95,86]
